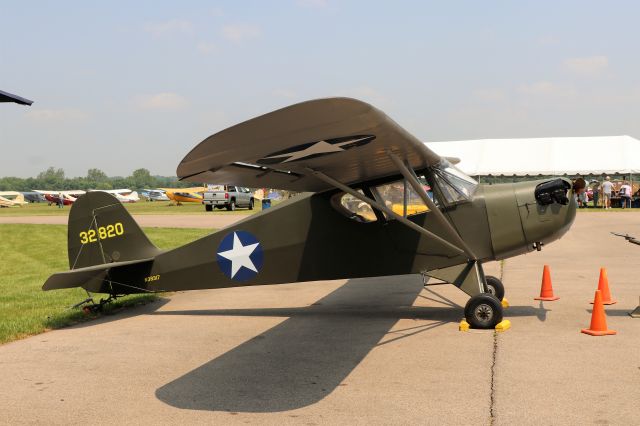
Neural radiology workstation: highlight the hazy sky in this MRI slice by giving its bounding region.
[2,1,640,178]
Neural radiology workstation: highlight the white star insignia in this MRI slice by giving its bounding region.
[217,232,260,278]
[262,136,372,163]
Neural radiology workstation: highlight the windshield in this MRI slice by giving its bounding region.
[432,160,478,204]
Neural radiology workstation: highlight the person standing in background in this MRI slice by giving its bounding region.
[591,180,600,208]
[619,180,632,209]
[601,176,614,209]
[573,178,587,207]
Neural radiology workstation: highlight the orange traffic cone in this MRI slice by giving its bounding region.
[590,267,617,305]
[535,265,559,301]
[582,290,617,336]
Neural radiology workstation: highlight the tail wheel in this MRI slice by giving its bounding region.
[464,294,503,329]
[485,276,505,301]
[249,198,254,210]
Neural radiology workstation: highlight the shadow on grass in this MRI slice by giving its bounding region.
[44,294,170,331]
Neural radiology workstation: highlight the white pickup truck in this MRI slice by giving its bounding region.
[202,185,254,211]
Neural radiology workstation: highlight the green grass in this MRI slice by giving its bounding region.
[0,224,212,344]
[0,200,265,216]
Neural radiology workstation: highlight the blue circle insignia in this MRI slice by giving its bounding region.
[216,230,264,281]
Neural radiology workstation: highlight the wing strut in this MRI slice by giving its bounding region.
[386,150,477,260]
[305,168,466,257]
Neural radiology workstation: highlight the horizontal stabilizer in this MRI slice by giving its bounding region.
[43,258,154,291]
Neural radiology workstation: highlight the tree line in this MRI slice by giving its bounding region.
[0,167,197,191]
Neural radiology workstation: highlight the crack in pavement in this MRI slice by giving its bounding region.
[489,331,498,425]
[489,260,506,425]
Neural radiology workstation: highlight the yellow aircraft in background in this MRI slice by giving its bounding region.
[161,187,206,204]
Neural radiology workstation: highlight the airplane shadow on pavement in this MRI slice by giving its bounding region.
[153,275,463,413]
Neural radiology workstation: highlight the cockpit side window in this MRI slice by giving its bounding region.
[333,191,378,222]
[371,179,431,218]
[330,163,476,223]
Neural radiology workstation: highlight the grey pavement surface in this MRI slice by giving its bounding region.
[0,212,639,425]
[0,214,245,229]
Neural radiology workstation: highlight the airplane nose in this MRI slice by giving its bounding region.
[483,178,576,259]
[516,178,576,249]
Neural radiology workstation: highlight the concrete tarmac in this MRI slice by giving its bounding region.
[0,212,638,425]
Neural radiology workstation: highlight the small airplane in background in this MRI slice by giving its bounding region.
[140,189,170,202]
[34,190,86,206]
[21,192,47,203]
[0,191,28,207]
[43,98,576,329]
[161,187,206,204]
[34,189,139,205]
[90,189,140,203]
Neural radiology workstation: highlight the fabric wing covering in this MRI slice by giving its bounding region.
[177,97,441,192]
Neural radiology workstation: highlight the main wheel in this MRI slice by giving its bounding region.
[464,294,503,329]
[248,198,254,210]
[485,276,505,301]
[205,204,213,212]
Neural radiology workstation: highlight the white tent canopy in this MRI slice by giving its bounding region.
[426,135,640,176]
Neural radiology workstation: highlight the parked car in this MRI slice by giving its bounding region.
[202,185,254,211]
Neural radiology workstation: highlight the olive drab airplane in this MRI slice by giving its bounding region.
[43,98,577,328]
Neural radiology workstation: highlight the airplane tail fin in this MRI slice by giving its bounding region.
[68,192,160,270]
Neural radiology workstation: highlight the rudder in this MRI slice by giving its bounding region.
[68,192,160,269]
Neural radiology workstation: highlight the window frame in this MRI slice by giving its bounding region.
[426,161,477,207]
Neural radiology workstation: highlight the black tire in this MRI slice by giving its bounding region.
[205,204,213,212]
[464,294,503,329]
[227,200,236,211]
[248,198,254,210]
[485,275,505,301]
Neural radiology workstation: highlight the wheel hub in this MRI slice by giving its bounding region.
[474,303,494,323]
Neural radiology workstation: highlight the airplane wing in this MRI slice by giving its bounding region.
[0,195,15,207]
[34,190,86,196]
[0,89,33,106]
[160,187,205,194]
[177,97,441,192]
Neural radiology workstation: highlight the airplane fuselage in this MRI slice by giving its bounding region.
[86,179,575,297]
